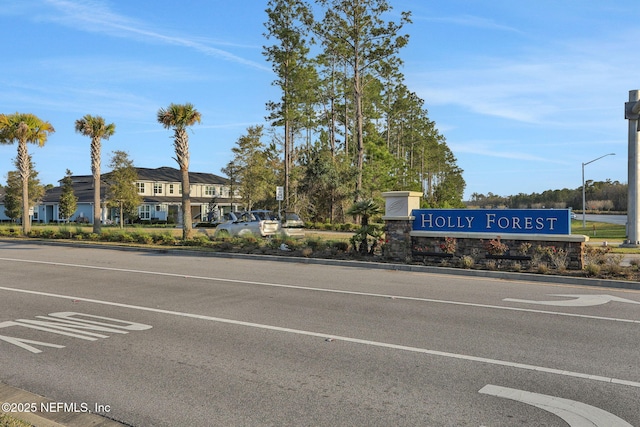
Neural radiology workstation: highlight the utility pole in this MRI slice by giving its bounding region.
[624,90,640,246]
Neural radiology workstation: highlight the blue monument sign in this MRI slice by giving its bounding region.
[412,209,571,235]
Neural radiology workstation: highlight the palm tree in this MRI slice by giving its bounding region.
[157,103,201,239]
[74,115,116,234]
[347,199,383,254]
[0,113,55,235]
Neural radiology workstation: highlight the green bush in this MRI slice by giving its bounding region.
[305,237,325,251]
[584,263,601,277]
[459,255,474,269]
[340,223,357,232]
[28,229,42,238]
[153,232,176,245]
[330,241,349,252]
[119,233,135,243]
[132,232,153,244]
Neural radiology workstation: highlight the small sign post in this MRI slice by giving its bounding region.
[276,186,284,217]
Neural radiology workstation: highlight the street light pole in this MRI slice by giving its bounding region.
[582,153,615,228]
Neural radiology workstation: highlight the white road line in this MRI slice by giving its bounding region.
[479,384,634,426]
[505,294,640,307]
[1,284,640,389]
[1,257,639,325]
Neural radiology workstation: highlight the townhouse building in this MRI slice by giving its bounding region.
[0,167,241,225]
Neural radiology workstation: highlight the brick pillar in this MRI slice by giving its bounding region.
[382,191,422,261]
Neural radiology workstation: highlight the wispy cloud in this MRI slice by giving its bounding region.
[417,14,522,34]
[410,35,639,131]
[450,141,566,163]
[0,78,156,120]
[37,57,207,83]
[39,0,270,71]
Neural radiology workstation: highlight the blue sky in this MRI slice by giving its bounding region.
[1,0,637,200]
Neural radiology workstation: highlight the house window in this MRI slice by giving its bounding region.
[205,186,215,196]
[139,205,151,220]
[136,183,145,193]
[154,183,162,194]
[169,184,174,195]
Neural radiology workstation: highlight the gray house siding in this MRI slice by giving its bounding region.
[0,167,240,225]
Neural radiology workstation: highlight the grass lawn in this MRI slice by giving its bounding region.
[571,220,640,253]
[0,412,32,427]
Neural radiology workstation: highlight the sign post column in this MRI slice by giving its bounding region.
[381,191,422,261]
[624,90,640,246]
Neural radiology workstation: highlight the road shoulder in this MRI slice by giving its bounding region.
[0,382,126,427]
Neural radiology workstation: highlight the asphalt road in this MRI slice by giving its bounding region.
[583,214,627,225]
[1,241,639,426]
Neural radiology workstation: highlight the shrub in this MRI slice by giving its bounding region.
[459,255,474,269]
[584,263,601,277]
[305,236,325,251]
[28,229,42,238]
[133,232,153,245]
[119,233,135,243]
[331,241,349,252]
[283,237,299,248]
[240,234,259,245]
[484,237,508,255]
[584,246,610,265]
[41,229,58,239]
[59,225,72,239]
[215,241,236,251]
[183,234,211,246]
[603,262,623,276]
[536,263,550,274]
[266,235,285,249]
[153,232,176,245]
[340,223,357,232]
[545,246,568,271]
[517,242,532,256]
[439,237,457,254]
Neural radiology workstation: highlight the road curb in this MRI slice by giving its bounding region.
[0,382,127,427]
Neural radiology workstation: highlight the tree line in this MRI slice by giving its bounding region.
[468,180,627,212]
[2,1,467,236]
[232,0,465,223]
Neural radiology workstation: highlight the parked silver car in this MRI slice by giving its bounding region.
[213,211,280,237]
[251,210,305,238]
[279,212,305,238]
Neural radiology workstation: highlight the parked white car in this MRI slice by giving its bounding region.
[213,211,280,237]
